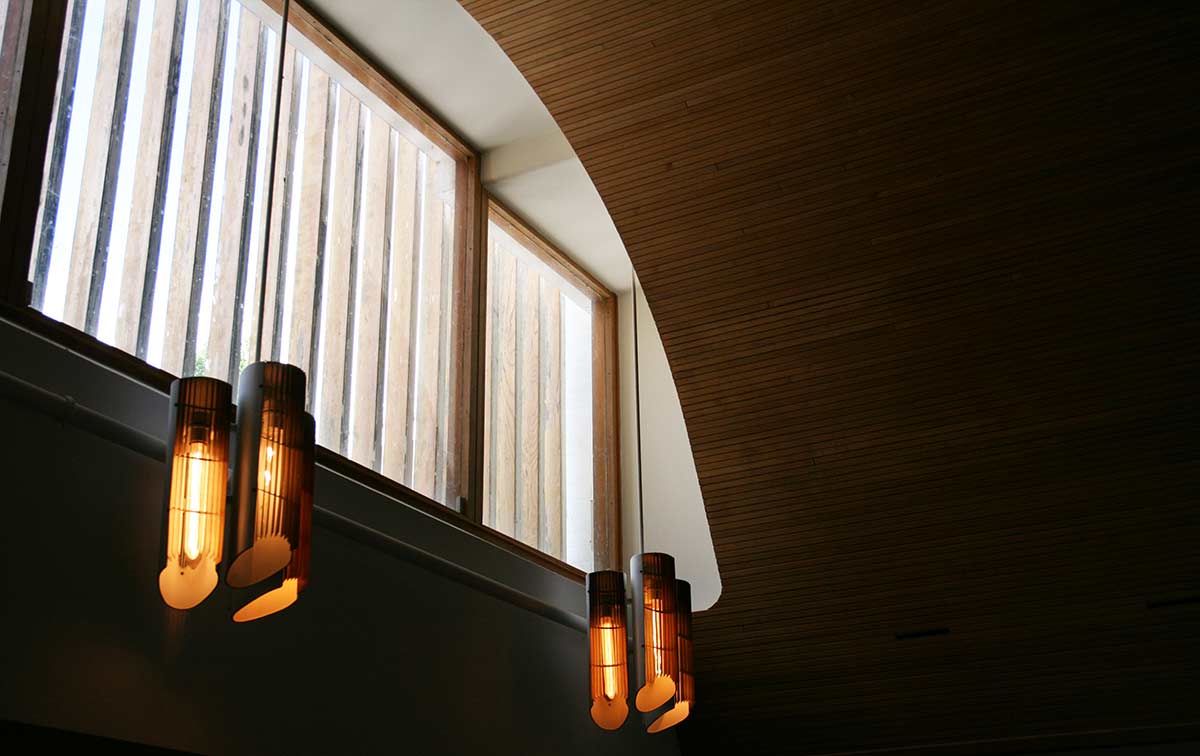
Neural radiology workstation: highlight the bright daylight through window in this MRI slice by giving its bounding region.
[27,0,466,508]
[483,205,618,573]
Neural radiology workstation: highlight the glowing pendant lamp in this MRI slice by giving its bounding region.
[587,570,630,729]
[647,579,694,732]
[631,552,678,712]
[159,376,233,609]
[224,0,314,623]
[227,364,312,620]
[157,0,313,621]
[626,273,689,729]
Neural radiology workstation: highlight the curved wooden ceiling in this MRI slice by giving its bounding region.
[461,1,1200,753]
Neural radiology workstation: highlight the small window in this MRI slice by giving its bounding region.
[483,200,619,573]
[26,0,469,508]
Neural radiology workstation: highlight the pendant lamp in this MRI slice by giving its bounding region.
[227,364,311,619]
[628,275,682,719]
[158,376,233,609]
[631,552,678,712]
[584,274,695,731]
[157,0,314,621]
[647,579,693,732]
[587,570,630,729]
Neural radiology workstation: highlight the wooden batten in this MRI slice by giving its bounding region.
[205,12,263,383]
[314,85,360,447]
[113,0,182,355]
[347,110,390,467]
[285,64,329,380]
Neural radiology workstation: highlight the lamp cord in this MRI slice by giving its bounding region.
[254,0,291,362]
[633,272,645,555]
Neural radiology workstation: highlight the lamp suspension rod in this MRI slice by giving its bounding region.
[632,271,646,555]
[253,0,292,361]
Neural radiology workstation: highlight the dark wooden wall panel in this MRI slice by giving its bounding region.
[460,1,1200,753]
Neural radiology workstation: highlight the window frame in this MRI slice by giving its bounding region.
[0,0,619,581]
[481,196,621,573]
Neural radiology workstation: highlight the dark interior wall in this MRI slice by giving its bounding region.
[1035,747,1199,756]
[0,320,677,756]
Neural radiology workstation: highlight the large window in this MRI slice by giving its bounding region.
[0,0,618,576]
[25,0,468,508]
[483,201,619,573]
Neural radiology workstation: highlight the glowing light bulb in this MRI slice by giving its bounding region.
[183,440,207,560]
[263,445,275,486]
[599,619,621,700]
[647,597,665,677]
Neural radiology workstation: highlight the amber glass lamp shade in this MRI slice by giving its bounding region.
[587,570,630,730]
[631,553,679,713]
[227,362,312,621]
[232,410,314,622]
[648,579,694,733]
[159,377,233,610]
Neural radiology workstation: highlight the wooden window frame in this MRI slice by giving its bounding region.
[484,197,621,572]
[0,0,610,582]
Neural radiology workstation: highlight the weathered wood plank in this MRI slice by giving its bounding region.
[379,134,417,481]
[204,11,261,383]
[515,259,540,547]
[114,0,179,354]
[258,44,298,362]
[284,62,329,375]
[539,281,563,558]
[348,110,389,467]
[337,103,367,454]
[225,19,270,382]
[31,0,87,311]
[62,0,129,330]
[135,0,188,360]
[315,86,360,448]
[489,242,517,537]
[434,197,456,503]
[481,231,496,526]
[410,154,444,496]
[83,0,141,336]
[162,0,225,375]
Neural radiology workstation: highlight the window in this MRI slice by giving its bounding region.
[0,0,619,576]
[483,201,619,573]
[0,0,31,201]
[24,0,470,509]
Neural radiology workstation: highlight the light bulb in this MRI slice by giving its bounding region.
[599,618,621,700]
[263,445,275,486]
[647,597,665,677]
[183,440,207,560]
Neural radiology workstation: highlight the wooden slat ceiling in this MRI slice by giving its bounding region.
[460,1,1200,753]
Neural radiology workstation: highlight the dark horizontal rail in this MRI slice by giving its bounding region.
[0,367,586,634]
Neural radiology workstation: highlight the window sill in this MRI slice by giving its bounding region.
[0,305,586,607]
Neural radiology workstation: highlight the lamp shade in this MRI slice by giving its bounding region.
[233,410,314,622]
[227,362,309,597]
[587,570,630,730]
[159,377,232,610]
[631,552,679,713]
[647,579,694,733]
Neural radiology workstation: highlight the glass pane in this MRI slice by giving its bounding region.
[0,0,28,204]
[27,0,461,507]
[484,218,594,571]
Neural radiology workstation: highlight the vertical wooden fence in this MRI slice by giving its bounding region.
[483,223,586,561]
[28,0,459,505]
